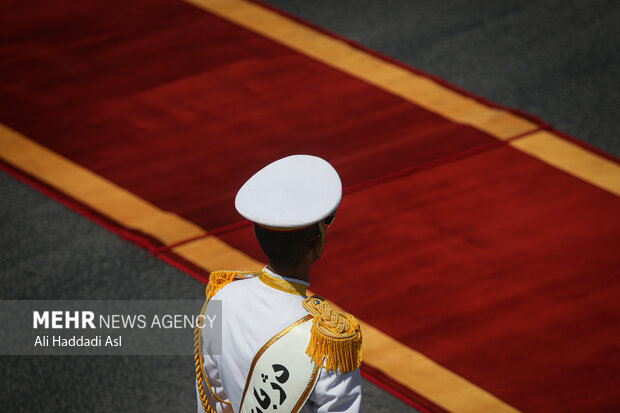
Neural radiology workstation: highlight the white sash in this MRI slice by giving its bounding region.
[239,315,319,413]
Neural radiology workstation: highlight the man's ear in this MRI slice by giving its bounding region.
[309,233,323,260]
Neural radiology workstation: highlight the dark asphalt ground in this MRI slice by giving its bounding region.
[1,1,618,412]
[263,0,620,158]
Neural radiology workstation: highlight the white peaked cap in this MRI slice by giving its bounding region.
[235,155,342,229]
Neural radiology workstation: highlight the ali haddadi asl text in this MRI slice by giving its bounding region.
[34,335,121,347]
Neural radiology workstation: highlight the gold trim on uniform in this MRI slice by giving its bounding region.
[238,315,314,410]
[292,363,321,412]
[258,270,308,297]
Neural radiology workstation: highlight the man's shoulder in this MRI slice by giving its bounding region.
[204,270,258,301]
[214,275,258,303]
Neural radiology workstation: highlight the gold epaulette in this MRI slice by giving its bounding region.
[302,295,364,375]
[204,270,255,301]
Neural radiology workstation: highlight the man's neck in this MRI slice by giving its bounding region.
[267,263,311,282]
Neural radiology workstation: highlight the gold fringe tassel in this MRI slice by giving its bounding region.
[205,270,239,301]
[303,296,364,375]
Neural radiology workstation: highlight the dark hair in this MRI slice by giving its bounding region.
[254,223,321,270]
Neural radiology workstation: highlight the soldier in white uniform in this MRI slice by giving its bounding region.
[195,155,363,412]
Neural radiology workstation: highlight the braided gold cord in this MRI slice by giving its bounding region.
[303,296,357,339]
[194,300,213,412]
[194,271,242,413]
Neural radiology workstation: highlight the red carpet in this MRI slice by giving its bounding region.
[0,0,494,231]
[1,0,619,411]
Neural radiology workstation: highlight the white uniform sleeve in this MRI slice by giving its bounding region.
[195,353,234,413]
[304,368,362,412]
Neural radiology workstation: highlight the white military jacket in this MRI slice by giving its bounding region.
[195,267,362,412]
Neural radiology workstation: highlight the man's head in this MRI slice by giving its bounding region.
[235,155,341,271]
[254,223,322,272]
[253,213,336,272]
